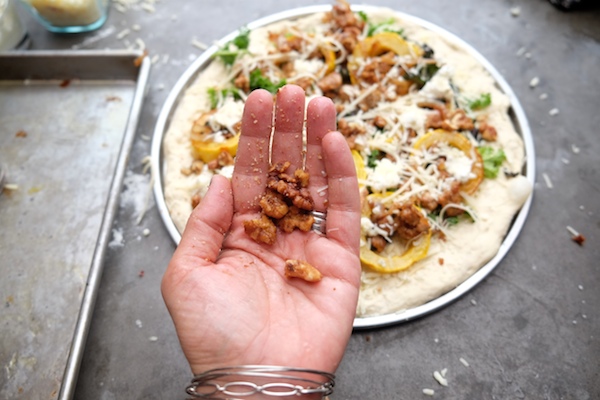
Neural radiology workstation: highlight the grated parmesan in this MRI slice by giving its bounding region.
[433,370,448,386]
[542,173,553,189]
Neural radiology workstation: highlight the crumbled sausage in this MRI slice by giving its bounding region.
[356,52,396,84]
[234,72,250,93]
[370,235,388,253]
[395,204,431,241]
[437,181,464,217]
[373,115,387,129]
[284,259,323,282]
[368,199,431,247]
[317,72,343,96]
[476,116,498,142]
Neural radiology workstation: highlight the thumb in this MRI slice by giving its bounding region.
[176,174,233,266]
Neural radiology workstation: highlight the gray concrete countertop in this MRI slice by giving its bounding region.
[12,0,600,398]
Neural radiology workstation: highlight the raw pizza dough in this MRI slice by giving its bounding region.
[161,2,532,317]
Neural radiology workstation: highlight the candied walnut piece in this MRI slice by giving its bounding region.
[278,206,315,233]
[260,190,289,219]
[244,215,277,245]
[207,150,235,170]
[245,160,316,245]
[181,159,205,176]
[284,259,323,282]
[294,169,310,188]
[191,190,202,209]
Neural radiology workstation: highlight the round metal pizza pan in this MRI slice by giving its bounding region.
[151,5,535,330]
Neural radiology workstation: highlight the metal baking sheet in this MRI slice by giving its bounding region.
[151,6,535,329]
[0,50,150,400]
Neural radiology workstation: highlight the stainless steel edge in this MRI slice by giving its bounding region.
[151,5,535,330]
[57,51,152,400]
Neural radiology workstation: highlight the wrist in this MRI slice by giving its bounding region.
[186,365,334,399]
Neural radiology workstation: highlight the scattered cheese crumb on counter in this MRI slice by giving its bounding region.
[116,28,131,39]
[191,38,208,50]
[459,357,470,367]
[3,183,19,191]
[539,93,548,100]
[549,108,559,116]
[529,77,539,88]
[542,173,553,189]
[561,158,570,164]
[571,144,580,154]
[516,47,526,56]
[148,336,158,341]
[433,370,448,386]
[510,7,521,16]
[108,227,125,248]
[141,3,155,12]
[423,388,435,396]
[142,228,150,236]
[135,319,143,328]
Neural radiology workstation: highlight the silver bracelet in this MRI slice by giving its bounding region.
[186,365,335,399]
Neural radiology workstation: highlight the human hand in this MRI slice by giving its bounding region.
[161,85,361,376]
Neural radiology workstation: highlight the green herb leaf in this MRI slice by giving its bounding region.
[477,146,506,178]
[366,18,404,37]
[213,27,251,66]
[232,27,250,50]
[367,149,380,168]
[358,11,368,22]
[445,216,460,226]
[404,63,440,88]
[207,87,242,109]
[468,93,492,110]
[249,69,286,94]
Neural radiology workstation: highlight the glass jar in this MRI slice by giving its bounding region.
[0,0,29,50]
[20,0,109,33]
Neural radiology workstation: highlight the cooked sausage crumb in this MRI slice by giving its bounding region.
[572,234,585,246]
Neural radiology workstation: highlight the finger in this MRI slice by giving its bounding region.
[176,175,234,265]
[322,131,360,253]
[305,96,336,211]
[271,85,306,171]
[232,89,274,214]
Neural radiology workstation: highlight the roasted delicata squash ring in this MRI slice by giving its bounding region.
[412,129,484,195]
[191,134,240,163]
[360,230,432,273]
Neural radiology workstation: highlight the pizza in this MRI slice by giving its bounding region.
[161,0,532,318]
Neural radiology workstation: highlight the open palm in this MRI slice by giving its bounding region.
[162,85,361,376]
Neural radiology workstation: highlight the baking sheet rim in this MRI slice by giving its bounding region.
[151,5,536,330]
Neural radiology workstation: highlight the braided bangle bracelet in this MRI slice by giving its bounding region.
[186,365,335,399]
